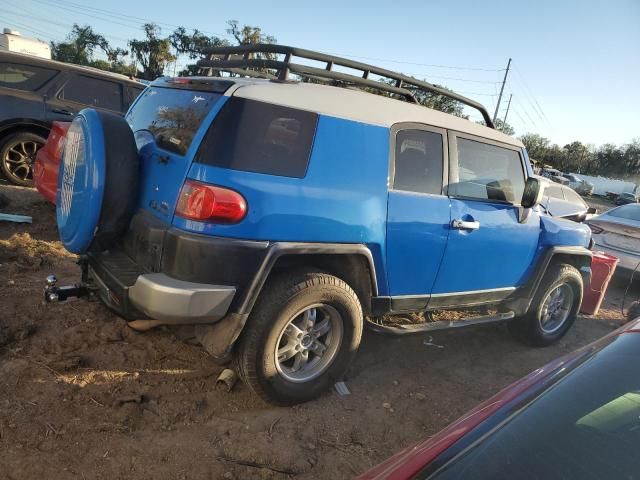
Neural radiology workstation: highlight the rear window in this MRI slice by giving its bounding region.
[609,204,640,221]
[126,87,222,156]
[196,97,318,178]
[0,62,57,91]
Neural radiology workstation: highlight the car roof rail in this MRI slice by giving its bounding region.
[197,44,495,128]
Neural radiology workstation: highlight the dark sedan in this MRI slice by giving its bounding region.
[359,319,640,479]
[615,192,638,206]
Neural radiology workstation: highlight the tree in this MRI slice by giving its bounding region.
[493,119,515,136]
[129,23,176,80]
[562,141,591,173]
[51,24,128,73]
[520,133,551,162]
[226,20,276,46]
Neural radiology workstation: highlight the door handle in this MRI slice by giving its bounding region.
[50,108,74,116]
[452,219,480,231]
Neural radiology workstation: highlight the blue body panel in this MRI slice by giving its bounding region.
[385,192,451,295]
[433,200,542,293]
[177,115,392,294]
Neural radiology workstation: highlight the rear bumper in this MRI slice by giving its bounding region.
[592,242,640,272]
[128,273,235,324]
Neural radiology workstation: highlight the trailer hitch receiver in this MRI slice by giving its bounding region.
[44,275,89,303]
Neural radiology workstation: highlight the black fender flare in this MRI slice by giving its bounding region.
[197,242,379,362]
[510,246,592,315]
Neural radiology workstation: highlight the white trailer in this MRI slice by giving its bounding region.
[0,28,51,59]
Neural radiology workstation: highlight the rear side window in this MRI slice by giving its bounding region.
[393,129,443,195]
[451,138,525,203]
[196,98,318,178]
[126,87,222,155]
[0,62,57,91]
[61,75,122,111]
[609,204,640,221]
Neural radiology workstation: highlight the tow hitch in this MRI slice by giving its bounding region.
[44,275,90,303]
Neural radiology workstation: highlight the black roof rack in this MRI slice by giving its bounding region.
[197,44,495,128]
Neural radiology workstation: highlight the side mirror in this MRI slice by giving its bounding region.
[521,176,544,209]
[587,207,597,214]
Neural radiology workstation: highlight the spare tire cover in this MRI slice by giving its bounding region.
[57,108,139,254]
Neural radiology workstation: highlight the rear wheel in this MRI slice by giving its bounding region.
[235,271,363,405]
[509,263,583,346]
[0,131,46,186]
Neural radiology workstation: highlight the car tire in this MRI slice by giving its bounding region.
[235,270,363,405]
[0,131,46,187]
[509,263,583,347]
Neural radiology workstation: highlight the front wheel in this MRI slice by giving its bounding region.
[509,263,583,346]
[235,271,363,405]
[0,131,46,186]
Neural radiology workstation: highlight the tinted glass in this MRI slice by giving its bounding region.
[426,334,640,480]
[197,97,318,178]
[0,62,57,91]
[62,75,122,111]
[609,204,640,221]
[126,87,221,156]
[452,138,525,203]
[394,130,443,195]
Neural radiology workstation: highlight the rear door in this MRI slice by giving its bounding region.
[125,85,227,222]
[385,123,451,308]
[46,73,124,120]
[431,132,540,304]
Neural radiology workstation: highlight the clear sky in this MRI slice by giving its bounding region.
[3,0,639,146]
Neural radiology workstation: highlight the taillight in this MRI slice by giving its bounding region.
[175,180,247,223]
[52,122,71,161]
[588,223,604,234]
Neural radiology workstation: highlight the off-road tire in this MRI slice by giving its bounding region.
[0,131,46,186]
[235,271,363,405]
[509,263,583,347]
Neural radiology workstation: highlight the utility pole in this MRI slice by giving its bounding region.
[493,58,512,124]
[502,94,513,128]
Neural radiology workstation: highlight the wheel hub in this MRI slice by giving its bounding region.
[274,304,344,383]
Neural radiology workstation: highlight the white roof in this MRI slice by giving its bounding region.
[230,80,523,148]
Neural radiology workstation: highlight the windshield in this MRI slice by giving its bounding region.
[126,86,222,155]
[608,204,640,221]
[424,334,640,480]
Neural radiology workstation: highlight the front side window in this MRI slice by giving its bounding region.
[393,129,444,195]
[196,97,318,178]
[0,62,57,91]
[126,87,222,155]
[61,75,122,111]
[451,137,525,203]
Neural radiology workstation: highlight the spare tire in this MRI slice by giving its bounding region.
[57,109,139,254]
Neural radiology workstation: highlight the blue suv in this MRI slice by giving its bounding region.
[47,46,592,405]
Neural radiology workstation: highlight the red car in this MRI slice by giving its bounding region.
[359,318,640,479]
[33,121,71,204]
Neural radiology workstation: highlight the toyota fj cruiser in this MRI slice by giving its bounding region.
[47,45,592,405]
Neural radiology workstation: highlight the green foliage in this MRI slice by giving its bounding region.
[128,23,176,80]
[50,24,130,74]
[521,132,640,180]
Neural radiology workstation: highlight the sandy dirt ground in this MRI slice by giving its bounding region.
[0,184,636,479]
